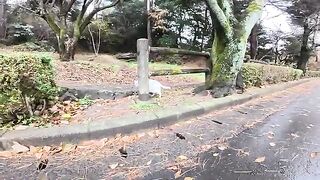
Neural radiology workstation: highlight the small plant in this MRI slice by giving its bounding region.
[78,96,94,106]
[130,101,159,111]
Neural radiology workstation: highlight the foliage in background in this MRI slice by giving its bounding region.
[0,53,58,126]
[155,0,212,51]
[6,23,34,44]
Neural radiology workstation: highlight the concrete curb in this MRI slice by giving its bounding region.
[0,79,312,150]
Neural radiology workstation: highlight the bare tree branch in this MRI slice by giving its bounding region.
[242,0,265,38]
[80,0,121,32]
[205,0,233,40]
[64,0,77,16]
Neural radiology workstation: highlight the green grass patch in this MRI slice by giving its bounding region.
[130,101,160,111]
[78,96,94,106]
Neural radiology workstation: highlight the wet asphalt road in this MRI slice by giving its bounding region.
[147,83,320,180]
[1,81,320,180]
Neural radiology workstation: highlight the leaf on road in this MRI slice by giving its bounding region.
[37,158,48,171]
[267,135,274,139]
[254,156,266,163]
[218,144,228,151]
[237,149,250,157]
[291,133,300,138]
[310,152,320,159]
[176,133,186,140]
[184,177,194,180]
[267,131,275,139]
[174,170,182,179]
[109,163,119,169]
[119,146,128,158]
[269,142,276,147]
[12,142,29,153]
[176,155,188,161]
[213,152,219,157]
[61,143,77,153]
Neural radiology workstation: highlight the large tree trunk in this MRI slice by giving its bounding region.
[60,39,77,61]
[206,32,247,97]
[204,0,264,98]
[57,26,80,61]
[297,21,312,72]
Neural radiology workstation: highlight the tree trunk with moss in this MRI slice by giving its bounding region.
[204,0,265,97]
[56,26,80,61]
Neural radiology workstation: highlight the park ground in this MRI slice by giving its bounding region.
[2,51,318,128]
[1,79,320,179]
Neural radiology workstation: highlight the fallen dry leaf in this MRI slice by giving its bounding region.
[62,143,77,153]
[268,131,275,136]
[291,133,300,138]
[147,160,152,165]
[267,135,274,139]
[254,156,266,163]
[12,142,29,153]
[218,144,228,151]
[176,155,188,161]
[29,146,41,153]
[237,149,250,157]
[269,142,276,147]
[37,158,49,171]
[184,177,194,180]
[267,131,275,139]
[310,152,320,159]
[213,152,219,157]
[174,170,182,179]
[109,163,119,169]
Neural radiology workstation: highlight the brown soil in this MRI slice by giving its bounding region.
[50,53,207,125]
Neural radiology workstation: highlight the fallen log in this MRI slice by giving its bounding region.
[116,53,137,59]
[150,47,210,58]
[150,68,210,76]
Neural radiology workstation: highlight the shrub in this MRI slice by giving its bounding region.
[242,63,304,87]
[305,70,320,78]
[0,53,58,126]
[12,42,55,52]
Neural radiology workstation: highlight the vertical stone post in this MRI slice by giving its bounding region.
[137,38,150,101]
